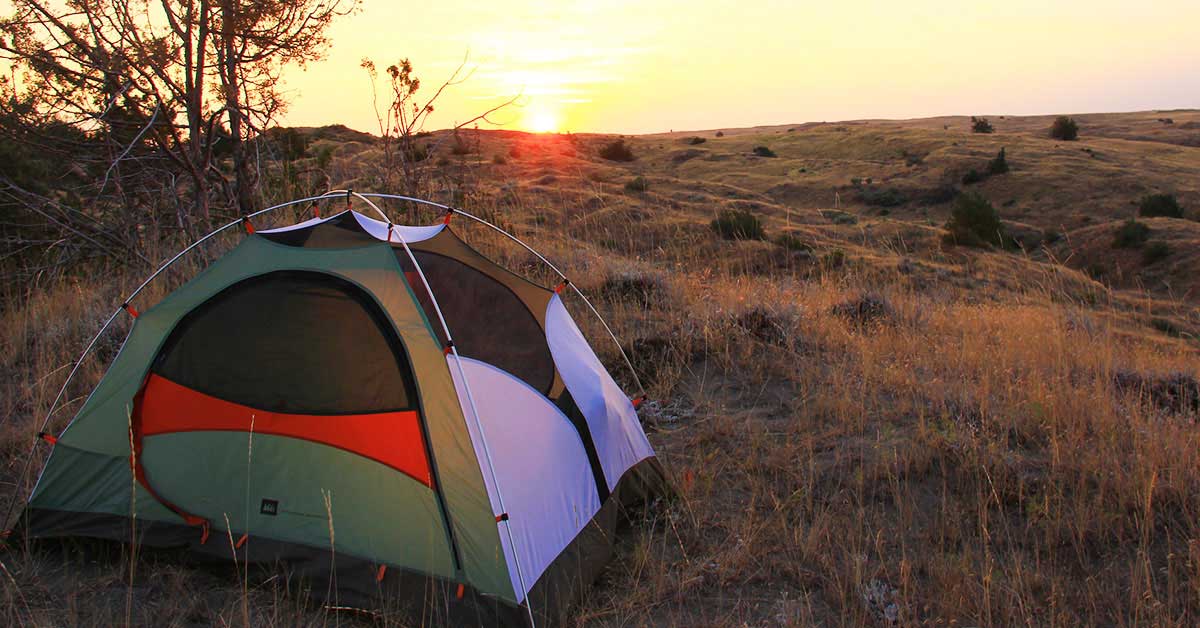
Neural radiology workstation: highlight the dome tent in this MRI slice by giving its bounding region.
[7,192,669,626]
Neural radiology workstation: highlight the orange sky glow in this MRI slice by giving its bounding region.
[279,1,1200,135]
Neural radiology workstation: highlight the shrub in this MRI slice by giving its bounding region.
[1142,241,1170,264]
[822,249,846,268]
[735,308,786,343]
[1151,319,1182,338]
[450,134,473,155]
[1138,193,1184,218]
[1112,220,1150,248]
[987,147,1009,175]
[832,292,895,327]
[774,231,813,252]
[1114,369,1199,410]
[1049,116,1079,141]
[752,146,777,158]
[599,272,664,308]
[624,176,649,192]
[599,139,635,162]
[492,154,507,165]
[921,185,959,205]
[399,141,428,163]
[508,145,521,159]
[859,187,906,207]
[715,131,724,137]
[971,116,994,133]
[266,127,308,161]
[684,136,707,145]
[711,209,765,240]
[820,209,858,225]
[945,193,1006,247]
[961,169,986,185]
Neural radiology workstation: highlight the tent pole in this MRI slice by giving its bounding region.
[352,193,538,627]
[353,192,646,400]
[2,193,346,530]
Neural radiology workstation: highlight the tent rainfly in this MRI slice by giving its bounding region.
[6,192,669,626]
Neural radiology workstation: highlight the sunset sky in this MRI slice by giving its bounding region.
[279,1,1200,135]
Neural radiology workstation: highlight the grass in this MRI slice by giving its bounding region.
[3,111,1200,626]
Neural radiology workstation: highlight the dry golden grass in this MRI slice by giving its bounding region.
[3,111,1199,626]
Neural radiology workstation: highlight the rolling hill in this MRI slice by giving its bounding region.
[2,110,1199,626]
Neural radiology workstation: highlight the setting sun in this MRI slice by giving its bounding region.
[524,107,561,133]
[280,1,1199,135]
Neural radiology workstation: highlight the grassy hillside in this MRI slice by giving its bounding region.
[2,111,1199,626]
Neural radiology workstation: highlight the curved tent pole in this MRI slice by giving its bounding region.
[351,193,538,628]
[322,188,391,223]
[353,192,647,400]
[2,192,348,530]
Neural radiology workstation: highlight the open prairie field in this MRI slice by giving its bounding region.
[3,110,1199,626]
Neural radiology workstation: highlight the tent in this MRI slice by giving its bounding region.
[8,192,669,626]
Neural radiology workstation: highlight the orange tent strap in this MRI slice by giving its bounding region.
[199,522,210,545]
[455,583,465,599]
[376,564,387,582]
[235,533,247,549]
[122,303,139,318]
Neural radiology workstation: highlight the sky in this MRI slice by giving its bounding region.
[278,0,1200,135]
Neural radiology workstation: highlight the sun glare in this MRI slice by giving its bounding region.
[525,108,560,133]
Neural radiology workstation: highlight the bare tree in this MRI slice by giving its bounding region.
[361,55,519,198]
[214,0,354,212]
[0,0,354,228]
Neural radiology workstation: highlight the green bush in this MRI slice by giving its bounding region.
[402,143,429,162]
[921,185,959,205]
[264,127,308,161]
[821,209,858,225]
[1150,318,1182,337]
[859,187,906,207]
[599,139,635,162]
[752,146,777,158]
[1049,116,1079,141]
[774,232,813,252]
[314,144,335,172]
[1112,219,1150,248]
[684,136,707,145]
[961,169,986,185]
[945,193,1006,247]
[1138,193,1184,218]
[822,249,846,268]
[711,209,766,240]
[624,176,649,192]
[988,147,1009,175]
[450,134,473,155]
[1142,241,1170,264]
[971,116,994,133]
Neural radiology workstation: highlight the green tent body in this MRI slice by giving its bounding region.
[16,208,668,625]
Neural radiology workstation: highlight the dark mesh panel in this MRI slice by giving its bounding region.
[398,251,555,394]
[259,212,378,248]
[153,271,417,414]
